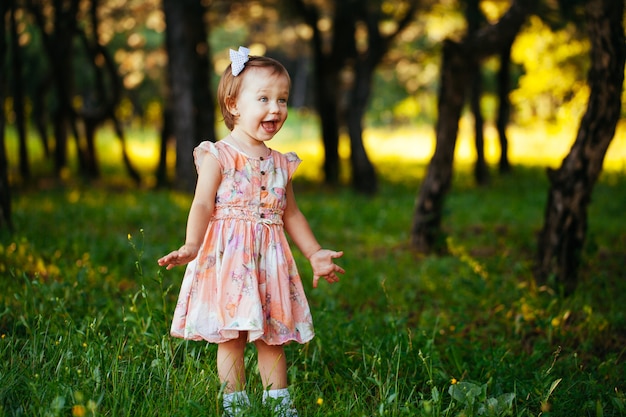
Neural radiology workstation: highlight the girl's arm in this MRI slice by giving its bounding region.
[158,155,221,270]
[283,181,344,288]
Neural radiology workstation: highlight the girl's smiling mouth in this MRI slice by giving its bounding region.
[262,120,279,133]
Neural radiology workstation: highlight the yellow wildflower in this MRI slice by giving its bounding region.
[72,405,86,417]
[317,397,324,406]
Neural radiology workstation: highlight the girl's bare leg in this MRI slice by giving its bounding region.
[255,340,298,416]
[217,332,248,392]
[254,340,288,389]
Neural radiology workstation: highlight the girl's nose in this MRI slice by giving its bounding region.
[269,101,280,113]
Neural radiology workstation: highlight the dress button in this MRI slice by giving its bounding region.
[260,157,264,161]
[260,171,265,175]
[261,186,266,190]
[260,213,265,218]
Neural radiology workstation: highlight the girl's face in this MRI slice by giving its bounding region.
[229,67,290,143]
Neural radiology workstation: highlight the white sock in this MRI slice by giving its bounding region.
[223,390,250,416]
[263,388,298,417]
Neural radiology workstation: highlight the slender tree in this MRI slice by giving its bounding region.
[495,38,513,174]
[465,0,489,185]
[347,1,418,194]
[161,0,214,191]
[32,76,52,159]
[410,0,536,253]
[292,0,417,193]
[25,0,143,182]
[77,0,140,183]
[535,0,625,293]
[0,0,13,230]
[27,0,84,175]
[9,1,29,181]
[292,0,349,186]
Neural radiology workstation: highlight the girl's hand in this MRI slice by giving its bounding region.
[309,249,345,288]
[157,244,200,270]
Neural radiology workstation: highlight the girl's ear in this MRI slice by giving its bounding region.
[225,97,238,116]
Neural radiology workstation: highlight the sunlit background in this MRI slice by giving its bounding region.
[4,0,626,186]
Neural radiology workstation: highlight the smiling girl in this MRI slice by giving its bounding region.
[158,47,344,417]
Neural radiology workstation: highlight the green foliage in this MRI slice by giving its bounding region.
[510,16,590,126]
[1,165,626,416]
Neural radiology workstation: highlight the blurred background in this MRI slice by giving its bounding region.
[3,0,622,189]
[1,0,625,288]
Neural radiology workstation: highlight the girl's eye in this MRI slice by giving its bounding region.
[278,98,287,104]
[259,97,268,102]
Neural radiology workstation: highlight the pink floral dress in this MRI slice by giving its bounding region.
[170,140,314,345]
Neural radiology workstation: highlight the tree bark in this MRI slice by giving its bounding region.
[292,0,345,186]
[410,0,536,253]
[346,8,379,195]
[465,0,489,185]
[156,106,173,188]
[535,0,625,293]
[10,2,29,181]
[469,66,488,185]
[293,0,417,191]
[348,66,378,195]
[163,0,213,192]
[411,40,471,253]
[33,75,52,158]
[77,0,141,184]
[346,1,418,195]
[496,41,513,174]
[347,62,378,195]
[190,9,214,145]
[28,0,82,176]
[0,0,13,230]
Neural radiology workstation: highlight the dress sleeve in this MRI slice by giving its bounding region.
[284,151,302,181]
[193,141,220,173]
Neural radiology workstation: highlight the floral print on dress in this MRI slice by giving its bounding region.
[170,140,314,345]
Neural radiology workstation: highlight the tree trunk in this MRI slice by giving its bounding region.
[346,10,380,195]
[410,0,536,253]
[346,2,417,194]
[292,0,367,188]
[313,3,350,186]
[496,41,513,174]
[10,2,29,181]
[0,0,13,231]
[33,75,52,158]
[163,0,196,192]
[29,0,82,176]
[190,8,214,144]
[156,106,173,188]
[77,1,141,184]
[163,0,213,192]
[465,0,489,185]
[347,63,378,195]
[84,120,100,178]
[469,64,488,185]
[293,0,416,190]
[318,72,341,185]
[535,0,624,294]
[411,40,471,253]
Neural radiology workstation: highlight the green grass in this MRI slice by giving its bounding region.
[1,157,625,416]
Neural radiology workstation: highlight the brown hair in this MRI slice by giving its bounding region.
[217,55,291,131]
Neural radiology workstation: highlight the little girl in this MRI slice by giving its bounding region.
[158,46,344,417]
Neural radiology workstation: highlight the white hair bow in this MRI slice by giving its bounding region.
[229,46,250,76]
